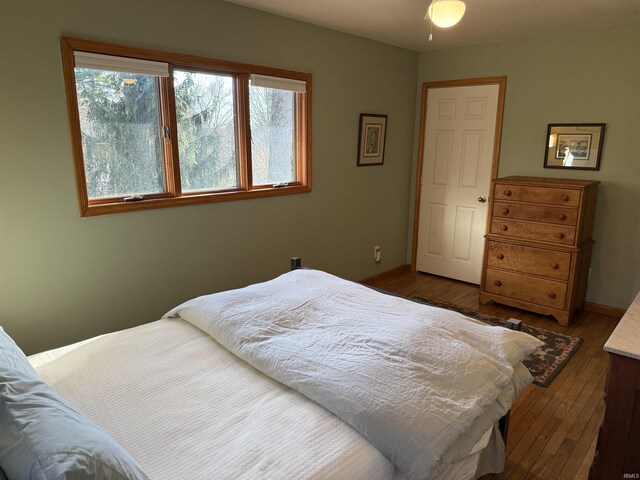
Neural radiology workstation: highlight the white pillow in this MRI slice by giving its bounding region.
[0,327,149,480]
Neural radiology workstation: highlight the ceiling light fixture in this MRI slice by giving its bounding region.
[425,0,466,41]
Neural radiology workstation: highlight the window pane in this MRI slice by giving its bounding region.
[174,70,238,192]
[249,85,296,185]
[74,68,165,199]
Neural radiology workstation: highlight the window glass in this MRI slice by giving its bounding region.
[63,37,311,216]
[174,70,238,192]
[249,85,296,185]
[74,68,165,199]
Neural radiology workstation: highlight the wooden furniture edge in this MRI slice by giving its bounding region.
[480,291,570,326]
[589,352,640,478]
[495,176,600,187]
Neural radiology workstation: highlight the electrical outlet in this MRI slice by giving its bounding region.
[374,245,382,263]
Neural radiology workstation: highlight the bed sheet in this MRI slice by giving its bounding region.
[30,318,530,479]
[31,319,400,480]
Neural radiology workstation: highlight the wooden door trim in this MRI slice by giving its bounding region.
[410,76,507,272]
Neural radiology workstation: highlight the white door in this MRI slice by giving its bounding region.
[416,83,500,284]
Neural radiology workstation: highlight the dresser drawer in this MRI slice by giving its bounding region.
[493,184,580,207]
[490,219,576,245]
[485,268,567,309]
[487,241,571,280]
[493,201,578,226]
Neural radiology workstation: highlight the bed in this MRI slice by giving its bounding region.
[0,262,542,480]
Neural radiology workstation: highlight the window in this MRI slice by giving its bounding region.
[174,69,239,192]
[249,74,306,186]
[61,37,311,216]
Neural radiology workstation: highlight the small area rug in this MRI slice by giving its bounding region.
[409,295,582,387]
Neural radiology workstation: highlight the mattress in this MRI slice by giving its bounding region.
[30,318,531,480]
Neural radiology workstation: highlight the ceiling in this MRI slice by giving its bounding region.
[222,0,640,51]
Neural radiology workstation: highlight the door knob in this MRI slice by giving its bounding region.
[478,196,487,203]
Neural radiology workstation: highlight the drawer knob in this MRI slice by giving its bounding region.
[501,225,508,232]
[548,292,557,299]
[502,207,510,215]
[494,280,502,287]
[555,232,565,239]
[562,194,570,202]
[504,190,512,197]
[558,214,567,221]
[552,263,560,270]
[496,253,504,260]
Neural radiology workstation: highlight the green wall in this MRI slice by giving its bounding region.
[3,1,637,355]
[0,0,418,354]
[412,24,640,309]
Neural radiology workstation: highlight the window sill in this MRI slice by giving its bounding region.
[81,184,311,217]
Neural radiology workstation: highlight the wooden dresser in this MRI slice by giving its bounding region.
[589,289,640,479]
[479,176,599,326]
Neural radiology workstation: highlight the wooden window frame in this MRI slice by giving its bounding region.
[60,37,312,217]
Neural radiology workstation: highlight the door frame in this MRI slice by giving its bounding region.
[410,76,507,272]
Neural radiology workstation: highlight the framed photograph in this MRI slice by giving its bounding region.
[357,114,387,166]
[544,124,605,170]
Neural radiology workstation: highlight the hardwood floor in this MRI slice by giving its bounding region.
[363,270,620,480]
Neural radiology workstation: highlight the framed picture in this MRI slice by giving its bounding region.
[544,124,605,170]
[357,114,387,166]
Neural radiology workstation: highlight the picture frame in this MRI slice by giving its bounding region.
[357,113,387,166]
[544,123,605,170]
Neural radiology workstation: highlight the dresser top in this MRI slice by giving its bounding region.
[495,176,600,187]
[604,289,640,360]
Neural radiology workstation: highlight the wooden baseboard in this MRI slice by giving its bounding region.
[361,264,409,284]
[584,301,626,319]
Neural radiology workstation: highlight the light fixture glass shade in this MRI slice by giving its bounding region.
[426,0,466,28]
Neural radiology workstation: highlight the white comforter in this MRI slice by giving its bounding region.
[165,269,542,480]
